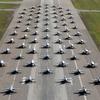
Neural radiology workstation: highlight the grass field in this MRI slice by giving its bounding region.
[80,12,100,50]
[72,0,100,10]
[0,11,13,39]
[0,4,19,9]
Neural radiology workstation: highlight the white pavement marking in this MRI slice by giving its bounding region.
[27,51,37,100]
[8,38,25,100]
[29,44,31,49]
[8,49,23,100]
[66,27,87,100]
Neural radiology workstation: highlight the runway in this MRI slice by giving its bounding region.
[0,0,100,100]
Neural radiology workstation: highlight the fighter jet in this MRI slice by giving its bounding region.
[70,55,78,60]
[30,9,34,13]
[36,11,40,14]
[72,26,77,29]
[7,38,14,44]
[1,85,16,95]
[64,35,73,40]
[63,27,70,32]
[21,76,35,84]
[52,15,58,19]
[37,5,41,8]
[43,28,50,32]
[52,5,56,8]
[56,48,65,54]
[68,16,73,19]
[34,20,39,23]
[66,12,72,15]
[70,20,75,24]
[44,22,49,26]
[0,60,5,67]
[44,10,49,13]
[15,54,23,60]
[53,20,58,23]
[15,25,20,29]
[22,8,27,11]
[30,38,38,44]
[34,25,38,29]
[18,43,26,49]
[59,10,63,13]
[92,77,100,85]
[20,11,26,15]
[11,30,17,36]
[21,34,28,39]
[55,39,63,44]
[26,21,31,26]
[60,14,64,17]
[66,43,75,49]
[57,61,68,67]
[17,20,22,23]
[30,6,35,9]
[54,32,61,36]
[72,69,84,75]
[58,77,72,84]
[44,17,49,21]
[66,8,70,11]
[1,48,10,54]
[52,12,57,15]
[32,31,38,35]
[25,60,36,67]
[77,39,86,44]
[42,42,50,48]
[58,7,62,9]
[18,15,24,19]
[75,87,90,95]
[43,52,50,60]
[41,68,53,75]
[29,13,33,16]
[54,26,59,29]
[81,49,91,55]
[62,23,67,26]
[27,16,32,21]
[24,27,30,32]
[86,61,97,68]
[28,47,37,54]
[43,34,50,39]
[74,31,82,36]
[61,18,66,21]
[10,68,21,75]
[35,15,40,19]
